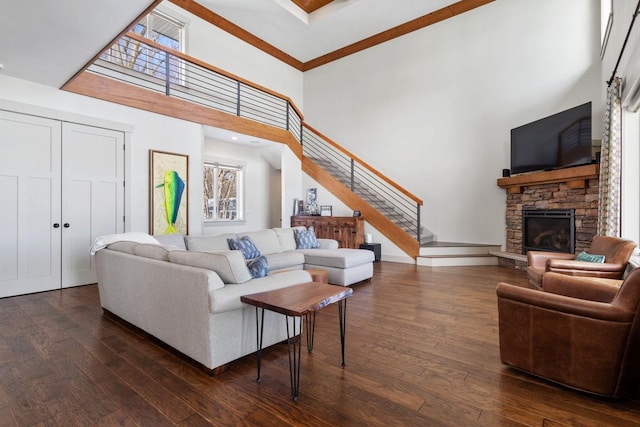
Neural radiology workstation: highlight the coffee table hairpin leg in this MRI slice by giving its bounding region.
[254,307,265,383]
[338,299,347,367]
[286,315,302,401]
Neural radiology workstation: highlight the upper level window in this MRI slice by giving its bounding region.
[101,10,185,83]
[203,161,244,222]
[134,11,184,52]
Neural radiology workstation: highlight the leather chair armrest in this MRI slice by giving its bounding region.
[496,283,633,322]
[527,251,575,269]
[547,259,625,273]
[541,272,620,303]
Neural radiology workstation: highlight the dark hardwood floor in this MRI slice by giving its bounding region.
[1,262,639,426]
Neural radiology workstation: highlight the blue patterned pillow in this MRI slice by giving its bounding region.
[247,256,268,278]
[294,226,320,249]
[227,236,261,259]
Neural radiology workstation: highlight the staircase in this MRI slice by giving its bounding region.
[69,31,495,262]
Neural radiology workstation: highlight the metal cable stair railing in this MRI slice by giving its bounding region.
[82,32,424,248]
[302,125,424,244]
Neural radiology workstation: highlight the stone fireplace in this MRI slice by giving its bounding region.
[497,164,599,270]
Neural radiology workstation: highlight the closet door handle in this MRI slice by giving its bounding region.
[63,223,70,228]
[53,223,60,228]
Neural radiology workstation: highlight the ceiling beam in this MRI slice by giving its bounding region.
[172,0,493,72]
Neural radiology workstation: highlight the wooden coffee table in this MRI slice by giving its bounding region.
[240,282,353,401]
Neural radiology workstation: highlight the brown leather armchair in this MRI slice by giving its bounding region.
[496,269,640,398]
[527,236,637,289]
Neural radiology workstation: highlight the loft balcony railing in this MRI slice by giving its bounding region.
[89,32,302,142]
[88,32,422,242]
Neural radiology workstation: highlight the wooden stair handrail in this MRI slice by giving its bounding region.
[122,32,304,120]
[303,123,423,206]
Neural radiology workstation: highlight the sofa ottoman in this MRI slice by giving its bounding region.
[299,248,374,286]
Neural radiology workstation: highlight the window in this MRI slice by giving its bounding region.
[101,10,185,83]
[203,162,244,221]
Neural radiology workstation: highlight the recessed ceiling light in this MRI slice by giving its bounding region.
[249,140,261,144]
[231,136,238,141]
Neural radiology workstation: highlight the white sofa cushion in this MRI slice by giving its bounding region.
[273,227,300,252]
[186,234,237,252]
[134,243,173,261]
[298,248,375,268]
[153,233,187,250]
[169,250,252,284]
[265,252,305,271]
[210,270,312,313]
[238,229,282,255]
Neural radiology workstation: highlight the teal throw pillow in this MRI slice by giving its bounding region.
[294,226,320,249]
[227,236,261,259]
[575,251,605,263]
[246,256,268,278]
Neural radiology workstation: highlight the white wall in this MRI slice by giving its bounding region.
[0,75,204,236]
[302,0,601,248]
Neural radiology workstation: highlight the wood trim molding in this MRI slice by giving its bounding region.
[172,0,493,71]
[169,0,304,70]
[497,164,600,194]
[64,72,302,159]
[304,123,423,205]
[303,0,494,70]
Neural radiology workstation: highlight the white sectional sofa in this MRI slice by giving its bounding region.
[94,227,374,372]
[180,227,374,286]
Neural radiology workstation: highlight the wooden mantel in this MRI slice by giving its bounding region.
[497,163,600,194]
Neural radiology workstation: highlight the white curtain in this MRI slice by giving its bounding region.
[597,77,623,236]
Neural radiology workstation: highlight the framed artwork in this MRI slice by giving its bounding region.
[306,188,317,206]
[320,205,332,217]
[149,150,188,235]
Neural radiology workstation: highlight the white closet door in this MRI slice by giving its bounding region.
[61,123,124,288]
[0,111,62,298]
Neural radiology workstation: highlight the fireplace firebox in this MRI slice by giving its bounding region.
[523,209,575,254]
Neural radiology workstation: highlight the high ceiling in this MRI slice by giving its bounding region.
[0,0,486,88]
[0,0,158,88]
[196,0,469,63]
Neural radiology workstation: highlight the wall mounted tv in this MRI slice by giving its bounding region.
[510,102,592,175]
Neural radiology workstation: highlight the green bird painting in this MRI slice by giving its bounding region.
[156,170,185,234]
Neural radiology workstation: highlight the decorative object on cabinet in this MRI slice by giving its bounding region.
[291,216,364,249]
[150,150,188,235]
[320,205,333,216]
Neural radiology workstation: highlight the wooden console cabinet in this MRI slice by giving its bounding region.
[291,216,365,249]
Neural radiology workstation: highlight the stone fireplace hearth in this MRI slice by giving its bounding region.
[496,164,599,270]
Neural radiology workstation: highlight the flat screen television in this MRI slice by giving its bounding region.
[510,102,592,175]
